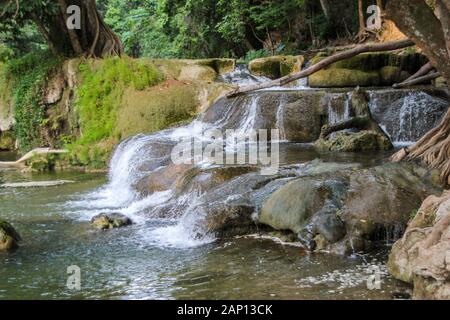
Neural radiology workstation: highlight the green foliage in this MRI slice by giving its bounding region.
[242,49,270,64]
[410,209,418,220]
[100,0,319,59]
[0,43,14,62]
[2,51,61,151]
[69,57,164,166]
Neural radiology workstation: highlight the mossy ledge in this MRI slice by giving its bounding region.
[0,53,234,171]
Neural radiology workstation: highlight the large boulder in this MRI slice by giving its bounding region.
[249,55,304,79]
[91,213,133,230]
[309,68,381,88]
[258,163,442,254]
[201,91,328,143]
[308,52,427,87]
[388,191,450,300]
[0,220,21,251]
[315,130,392,152]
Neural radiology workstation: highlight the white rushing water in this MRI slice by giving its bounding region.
[368,90,448,146]
[219,64,310,90]
[67,94,269,248]
[66,67,448,249]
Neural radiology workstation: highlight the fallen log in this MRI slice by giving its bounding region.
[227,39,415,97]
[0,148,68,169]
[393,62,435,88]
[392,72,440,88]
[319,116,371,139]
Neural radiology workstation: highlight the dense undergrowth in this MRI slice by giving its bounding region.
[0,51,62,151]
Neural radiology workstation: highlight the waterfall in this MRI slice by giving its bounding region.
[218,64,270,86]
[71,93,273,248]
[70,84,448,249]
[368,90,449,145]
[276,96,288,141]
[326,93,353,139]
[219,64,310,90]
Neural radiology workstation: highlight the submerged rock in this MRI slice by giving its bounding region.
[0,220,21,251]
[91,213,133,230]
[249,55,304,79]
[257,163,442,255]
[388,191,450,300]
[315,130,392,152]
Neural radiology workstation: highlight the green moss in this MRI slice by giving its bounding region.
[249,55,303,79]
[197,59,236,74]
[379,66,410,86]
[309,51,427,87]
[309,68,380,87]
[0,131,15,150]
[315,130,392,152]
[69,57,164,167]
[116,83,199,138]
[1,51,62,151]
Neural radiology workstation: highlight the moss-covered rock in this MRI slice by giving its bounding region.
[308,52,427,87]
[249,55,304,79]
[0,131,15,150]
[309,68,381,87]
[197,58,236,75]
[379,66,410,86]
[315,130,392,152]
[91,213,133,230]
[178,65,217,82]
[0,220,21,251]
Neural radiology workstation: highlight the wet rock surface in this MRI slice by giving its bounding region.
[91,213,133,230]
[257,163,442,255]
[248,55,304,79]
[315,130,392,152]
[0,220,21,251]
[388,190,450,300]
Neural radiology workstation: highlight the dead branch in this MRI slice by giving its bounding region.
[227,39,415,97]
[392,72,440,88]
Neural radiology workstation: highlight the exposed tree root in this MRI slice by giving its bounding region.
[391,108,450,184]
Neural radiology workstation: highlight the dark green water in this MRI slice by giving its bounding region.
[0,150,409,300]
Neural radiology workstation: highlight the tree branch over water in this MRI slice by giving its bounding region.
[227,39,415,97]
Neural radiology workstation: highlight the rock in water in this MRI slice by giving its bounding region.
[258,163,442,254]
[315,130,392,152]
[91,213,133,230]
[0,220,21,251]
[388,191,450,300]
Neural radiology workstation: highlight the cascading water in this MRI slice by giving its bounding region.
[275,96,288,141]
[368,90,449,145]
[218,64,270,86]
[327,93,352,125]
[219,64,310,90]
[69,68,448,249]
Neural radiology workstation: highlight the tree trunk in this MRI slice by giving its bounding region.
[387,0,450,184]
[386,0,450,83]
[320,0,332,19]
[31,0,123,58]
[355,0,369,42]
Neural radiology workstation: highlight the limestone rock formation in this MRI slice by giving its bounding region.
[388,191,450,300]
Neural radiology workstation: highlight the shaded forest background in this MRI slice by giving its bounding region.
[1,0,376,61]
